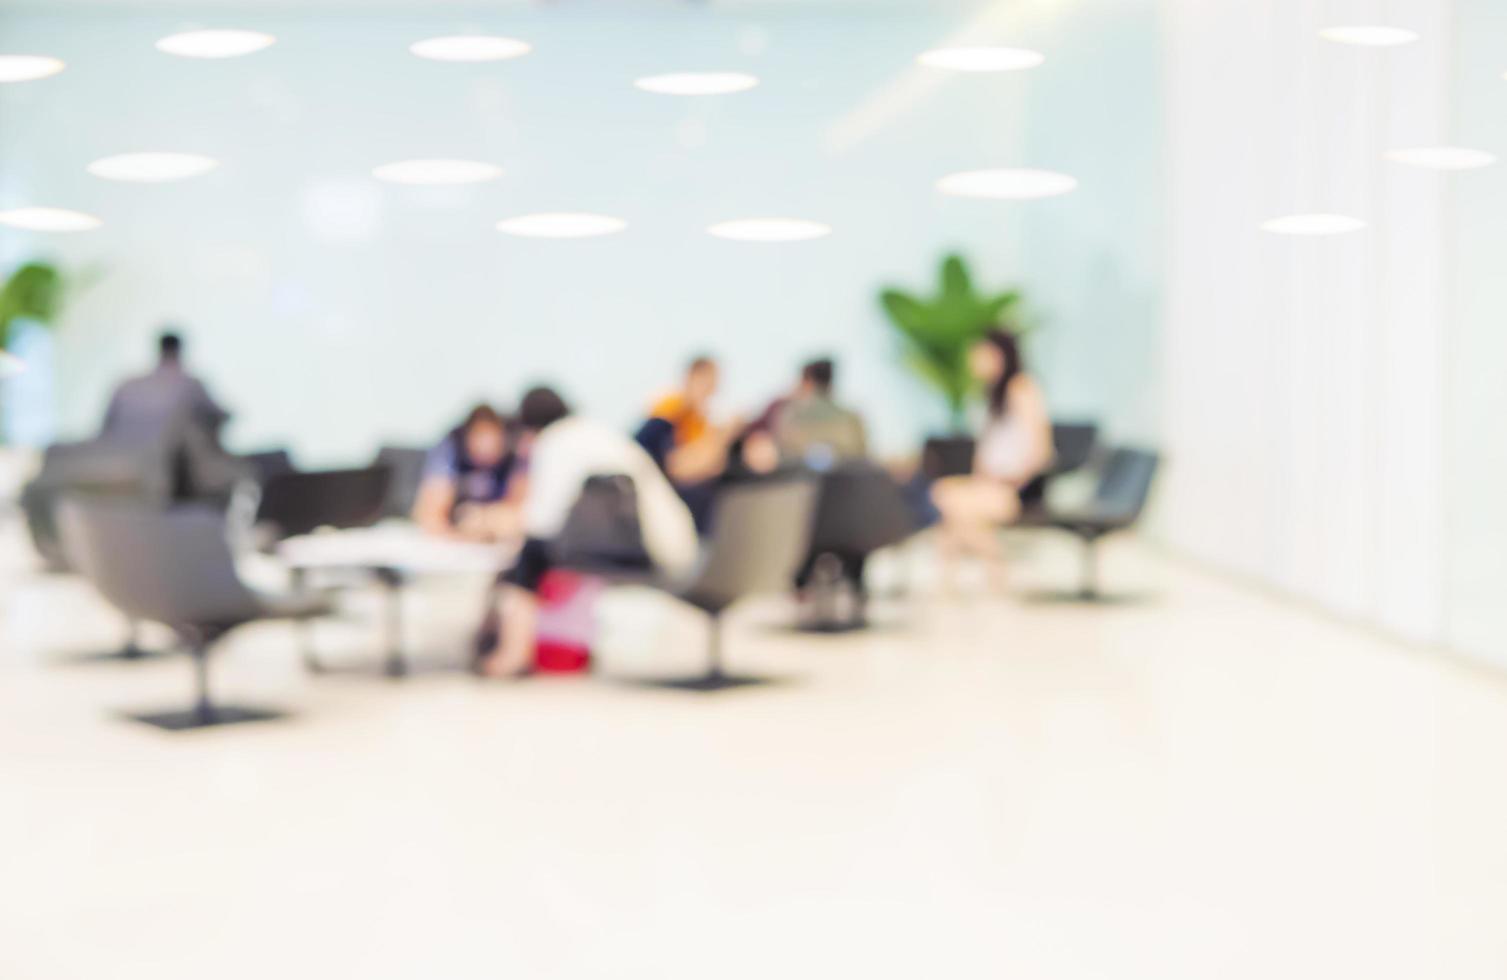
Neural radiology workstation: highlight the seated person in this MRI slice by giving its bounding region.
[100,329,243,499]
[726,365,802,480]
[103,330,230,447]
[774,357,868,468]
[743,370,797,439]
[931,330,1052,591]
[773,359,874,599]
[412,404,525,542]
[476,386,697,678]
[634,355,743,528]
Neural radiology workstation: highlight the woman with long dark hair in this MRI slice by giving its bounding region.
[930,329,1052,591]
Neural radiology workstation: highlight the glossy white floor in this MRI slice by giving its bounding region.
[2,517,1506,980]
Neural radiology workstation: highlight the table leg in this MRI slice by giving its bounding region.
[292,567,324,674]
[377,568,407,679]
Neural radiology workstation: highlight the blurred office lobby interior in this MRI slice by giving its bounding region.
[2,0,1507,977]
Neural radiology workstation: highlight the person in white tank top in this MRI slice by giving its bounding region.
[930,330,1052,592]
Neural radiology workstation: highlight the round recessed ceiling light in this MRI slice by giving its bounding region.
[1259,213,1367,236]
[156,29,276,59]
[0,207,103,232]
[496,212,626,239]
[372,159,503,185]
[410,35,532,62]
[87,152,219,182]
[0,350,24,378]
[707,218,832,242]
[1384,146,1497,170]
[634,72,759,96]
[917,47,1044,72]
[936,168,1078,199]
[1317,25,1419,47]
[0,55,65,83]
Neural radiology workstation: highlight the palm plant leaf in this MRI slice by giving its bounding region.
[877,253,1028,430]
[0,262,64,350]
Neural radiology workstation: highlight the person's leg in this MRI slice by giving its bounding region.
[476,537,550,678]
[844,553,870,625]
[843,553,868,593]
[932,477,1018,592]
[793,551,818,591]
[966,482,1019,593]
[984,489,1021,594]
[930,476,972,593]
[679,479,719,536]
[482,585,538,677]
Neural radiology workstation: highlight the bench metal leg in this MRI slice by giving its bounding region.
[1080,536,1100,600]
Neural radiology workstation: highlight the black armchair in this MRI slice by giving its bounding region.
[254,465,392,541]
[797,462,917,631]
[1019,420,1100,512]
[1026,447,1160,600]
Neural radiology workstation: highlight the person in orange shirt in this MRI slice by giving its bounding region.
[644,356,714,441]
[634,355,743,529]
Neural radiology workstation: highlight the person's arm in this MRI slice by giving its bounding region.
[664,427,735,484]
[411,477,459,536]
[461,467,528,543]
[188,378,231,431]
[747,396,788,437]
[504,465,529,508]
[680,411,748,481]
[633,417,675,471]
[412,442,460,535]
[739,430,781,475]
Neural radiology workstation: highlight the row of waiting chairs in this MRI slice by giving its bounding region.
[231,429,1158,611]
[21,440,431,571]
[55,475,827,727]
[21,442,427,666]
[50,428,1160,730]
[243,446,429,538]
[927,422,1161,599]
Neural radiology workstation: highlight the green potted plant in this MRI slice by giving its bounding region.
[0,262,67,491]
[879,253,1027,473]
[0,261,64,351]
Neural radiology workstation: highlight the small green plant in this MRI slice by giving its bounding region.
[0,260,96,443]
[0,261,65,350]
[879,253,1027,432]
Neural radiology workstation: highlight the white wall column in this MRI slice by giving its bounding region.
[1159,0,1449,642]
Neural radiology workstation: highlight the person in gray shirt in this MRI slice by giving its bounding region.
[100,329,241,497]
[102,330,229,445]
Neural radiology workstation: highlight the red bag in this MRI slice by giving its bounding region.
[532,570,603,674]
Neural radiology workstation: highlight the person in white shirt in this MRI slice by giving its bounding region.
[476,386,697,678]
[930,329,1052,592]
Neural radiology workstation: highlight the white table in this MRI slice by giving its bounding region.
[277,524,513,677]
